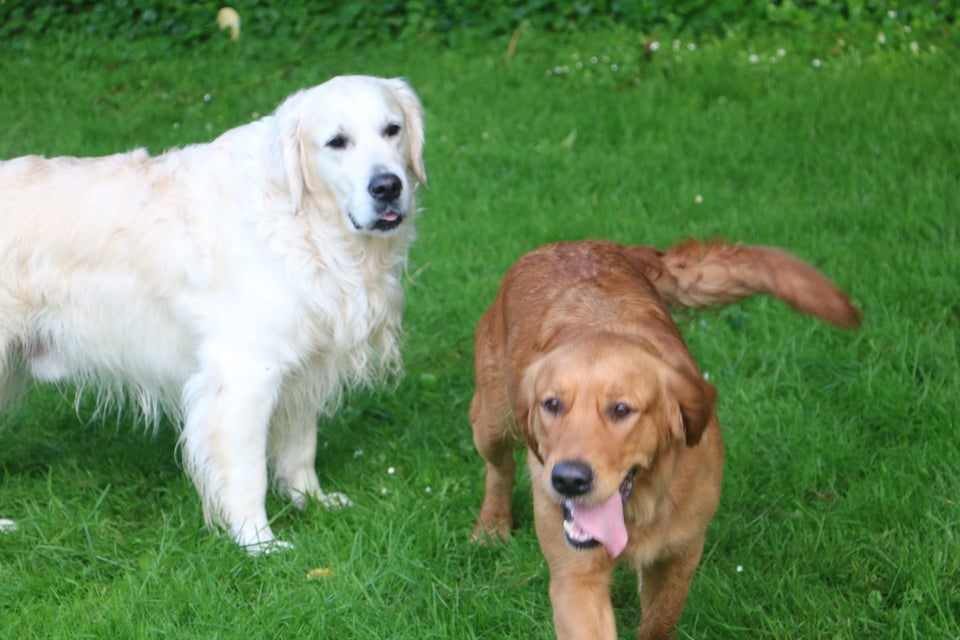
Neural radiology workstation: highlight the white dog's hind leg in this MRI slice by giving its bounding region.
[0,337,29,410]
[269,396,352,510]
[181,361,287,554]
[0,340,24,537]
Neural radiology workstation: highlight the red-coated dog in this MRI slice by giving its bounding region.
[470,239,859,639]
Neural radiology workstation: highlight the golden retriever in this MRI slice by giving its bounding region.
[0,75,426,553]
[470,239,859,639]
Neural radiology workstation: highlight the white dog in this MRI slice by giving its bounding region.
[0,75,426,553]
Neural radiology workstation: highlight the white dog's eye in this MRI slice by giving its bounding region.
[325,134,349,150]
[383,123,401,138]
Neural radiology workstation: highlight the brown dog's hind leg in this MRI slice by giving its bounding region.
[636,541,705,640]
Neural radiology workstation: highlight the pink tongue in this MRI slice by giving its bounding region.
[572,493,628,558]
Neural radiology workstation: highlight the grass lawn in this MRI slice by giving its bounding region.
[1,19,958,640]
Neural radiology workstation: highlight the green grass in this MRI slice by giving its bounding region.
[1,22,958,640]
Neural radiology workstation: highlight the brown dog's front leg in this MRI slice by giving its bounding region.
[532,473,618,640]
[472,444,516,540]
[470,392,517,541]
[549,570,617,640]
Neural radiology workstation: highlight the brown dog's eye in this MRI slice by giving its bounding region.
[383,123,401,137]
[610,402,633,420]
[542,397,561,415]
[326,134,348,149]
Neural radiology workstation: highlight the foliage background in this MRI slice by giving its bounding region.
[2,0,957,44]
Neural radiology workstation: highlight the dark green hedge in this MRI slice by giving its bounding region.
[1,0,955,44]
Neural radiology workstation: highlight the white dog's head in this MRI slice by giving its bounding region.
[278,75,426,235]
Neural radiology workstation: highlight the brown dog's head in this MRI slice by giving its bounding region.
[515,332,716,556]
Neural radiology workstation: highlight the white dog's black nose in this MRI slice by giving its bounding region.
[551,461,594,497]
[369,173,402,202]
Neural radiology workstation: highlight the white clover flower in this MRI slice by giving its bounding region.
[695,194,703,204]
[648,41,660,52]
[673,39,682,51]
[387,466,396,475]
[877,32,887,44]
[887,9,896,19]
[910,41,920,54]
[687,43,696,51]
[777,48,786,57]
[611,64,618,72]
[812,58,822,68]
[748,53,760,64]
[736,565,744,573]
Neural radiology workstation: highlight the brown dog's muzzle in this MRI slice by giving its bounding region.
[556,465,637,557]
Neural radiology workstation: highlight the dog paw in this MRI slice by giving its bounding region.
[244,539,294,556]
[470,518,511,544]
[288,492,309,510]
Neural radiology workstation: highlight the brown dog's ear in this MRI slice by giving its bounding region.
[515,357,545,464]
[661,362,717,446]
[386,77,427,187]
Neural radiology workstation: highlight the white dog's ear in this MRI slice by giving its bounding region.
[279,113,307,210]
[387,77,427,186]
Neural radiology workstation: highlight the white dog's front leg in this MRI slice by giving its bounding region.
[269,395,353,510]
[181,361,286,554]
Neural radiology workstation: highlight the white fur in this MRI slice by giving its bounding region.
[0,75,426,553]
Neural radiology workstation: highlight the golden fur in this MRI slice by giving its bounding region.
[470,239,859,639]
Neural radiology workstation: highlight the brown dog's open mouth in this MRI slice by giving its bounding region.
[561,472,635,558]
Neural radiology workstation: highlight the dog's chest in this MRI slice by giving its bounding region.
[282,250,405,381]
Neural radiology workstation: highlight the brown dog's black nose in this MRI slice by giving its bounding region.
[551,461,593,497]
[369,173,402,202]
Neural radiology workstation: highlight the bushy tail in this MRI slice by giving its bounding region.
[627,240,861,329]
